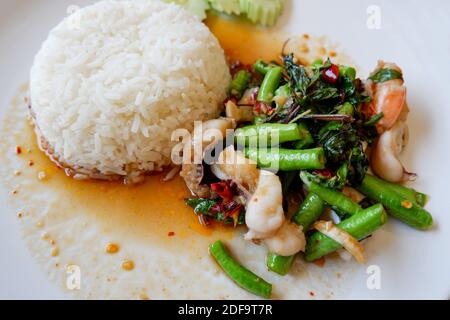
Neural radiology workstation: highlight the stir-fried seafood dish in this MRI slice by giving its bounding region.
[0,0,434,300]
[181,56,433,297]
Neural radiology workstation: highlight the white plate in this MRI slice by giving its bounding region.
[0,0,449,299]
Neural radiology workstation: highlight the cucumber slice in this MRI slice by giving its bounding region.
[209,0,242,15]
[163,0,210,20]
[239,0,285,26]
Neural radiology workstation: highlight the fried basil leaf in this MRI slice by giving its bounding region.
[369,68,403,83]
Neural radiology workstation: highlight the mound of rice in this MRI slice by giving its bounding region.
[30,0,230,180]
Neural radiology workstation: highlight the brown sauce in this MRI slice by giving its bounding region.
[206,14,285,64]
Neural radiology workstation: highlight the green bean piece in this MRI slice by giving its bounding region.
[311,59,323,68]
[363,174,428,207]
[415,192,429,207]
[337,102,355,116]
[253,115,266,125]
[292,192,325,230]
[235,123,302,146]
[339,65,357,80]
[357,175,433,230]
[244,148,326,171]
[364,112,384,126]
[267,192,325,276]
[266,253,296,276]
[209,240,272,299]
[257,66,283,103]
[253,59,271,75]
[294,122,314,149]
[230,70,252,98]
[309,182,363,216]
[274,84,291,108]
[305,204,388,262]
[274,83,291,98]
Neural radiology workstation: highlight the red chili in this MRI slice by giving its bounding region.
[255,101,271,114]
[313,169,333,179]
[322,64,340,83]
[211,182,233,201]
[224,205,242,227]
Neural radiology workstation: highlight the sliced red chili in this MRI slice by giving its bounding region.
[211,181,234,202]
[313,169,333,179]
[224,205,242,227]
[322,64,340,84]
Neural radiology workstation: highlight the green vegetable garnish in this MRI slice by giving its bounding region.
[209,240,272,298]
[369,68,403,83]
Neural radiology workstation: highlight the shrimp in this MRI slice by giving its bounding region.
[365,61,414,182]
[364,61,407,133]
[371,120,415,182]
[264,222,306,256]
[244,171,285,240]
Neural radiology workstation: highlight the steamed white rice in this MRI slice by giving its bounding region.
[30,0,230,179]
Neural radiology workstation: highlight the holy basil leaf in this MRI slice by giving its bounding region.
[364,112,384,126]
[307,163,348,190]
[318,123,369,186]
[185,198,217,214]
[319,124,358,163]
[283,54,310,97]
[369,68,403,83]
[348,145,369,185]
[308,87,339,101]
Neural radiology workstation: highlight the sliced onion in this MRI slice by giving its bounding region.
[313,220,366,264]
[162,166,181,182]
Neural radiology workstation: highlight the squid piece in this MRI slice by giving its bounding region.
[211,146,260,194]
[264,222,306,256]
[180,118,236,196]
[191,117,236,160]
[371,120,415,183]
[244,171,285,241]
[180,163,211,197]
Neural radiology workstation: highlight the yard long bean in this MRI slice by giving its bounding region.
[357,175,433,230]
[294,122,314,149]
[235,123,302,146]
[363,174,428,207]
[257,66,283,103]
[244,148,326,171]
[230,70,252,98]
[292,192,326,230]
[305,204,388,261]
[209,240,272,298]
[266,253,296,276]
[267,192,325,275]
[309,182,363,216]
[253,59,272,75]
